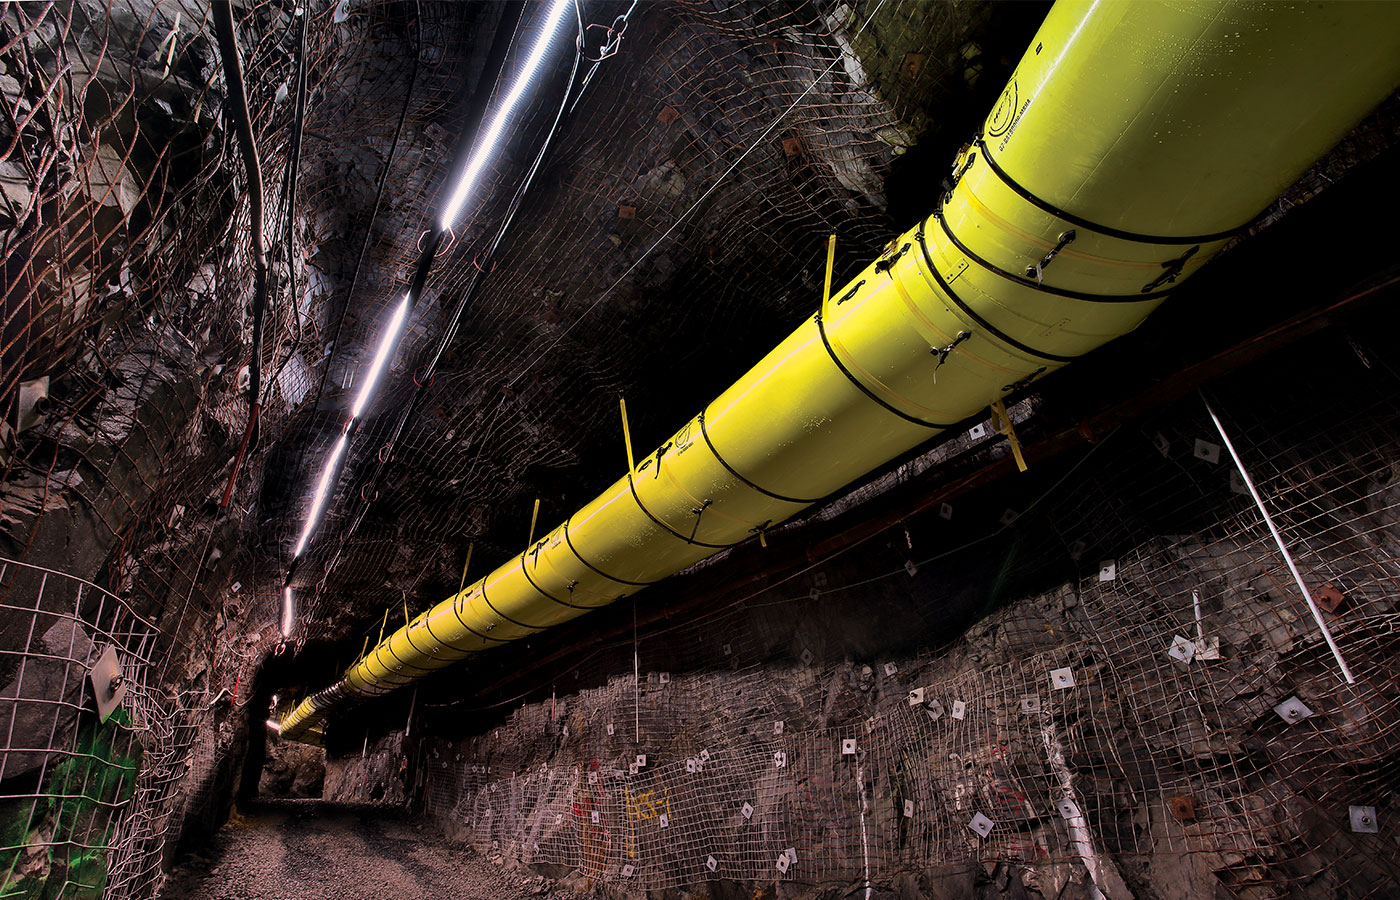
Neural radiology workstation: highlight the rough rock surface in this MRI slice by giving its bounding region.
[161,801,563,900]
[0,619,93,779]
[257,736,326,799]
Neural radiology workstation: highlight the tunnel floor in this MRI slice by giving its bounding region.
[161,801,562,900]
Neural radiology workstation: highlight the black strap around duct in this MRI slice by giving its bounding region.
[932,201,1171,304]
[562,518,658,586]
[423,610,496,651]
[689,499,712,543]
[479,580,548,632]
[698,410,823,504]
[625,474,735,550]
[814,314,956,429]
[915,220,1077,365]
[973,137,1248,245]
[374,640,437,677]
[401,617,435,658]
[518,551,586,608]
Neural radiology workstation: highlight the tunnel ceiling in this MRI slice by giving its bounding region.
[264,0,1049,649]
[2,0,1397,699]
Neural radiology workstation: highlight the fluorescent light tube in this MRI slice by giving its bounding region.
[351,294,411,419]
[294,431,348,557]
[439,0,574,230]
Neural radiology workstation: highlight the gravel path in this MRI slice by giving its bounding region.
[161,801,563,900]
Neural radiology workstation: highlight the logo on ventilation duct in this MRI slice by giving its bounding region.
[987,78,1019,138]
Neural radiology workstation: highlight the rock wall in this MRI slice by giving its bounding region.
[258,735,326,799]
[324,730,410,807]
[384,368,1400,899]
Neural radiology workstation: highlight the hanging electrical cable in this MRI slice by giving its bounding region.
[213,0,270,510]
[261,2,312,413]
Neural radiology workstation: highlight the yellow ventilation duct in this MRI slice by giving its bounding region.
[281,0,1400,740]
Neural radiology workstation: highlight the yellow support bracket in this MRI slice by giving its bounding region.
[990,399,1028,473]
[527,498,541,548]
[822,234,836,306]
[457,543,474,596]
[620,397,636,474]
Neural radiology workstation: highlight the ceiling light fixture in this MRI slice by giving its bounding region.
[293,432,348,557]
[351,294,412,419]
[281,586,295,637]
[287,1,576,572]
[439,0,574,231]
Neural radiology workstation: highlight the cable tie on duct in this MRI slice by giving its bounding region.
[1141,245,1200,292]
[915,218,1076,364]
[1027,230,1075,284]
[931,331,971,383]
[874,243,910,274]
[1002,367,1047,395]
[943,143,976,198]
[652,441,672,478]
[689,499,713,543]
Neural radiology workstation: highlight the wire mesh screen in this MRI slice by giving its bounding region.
[0,558,250,900]
[0,1,1040,895]
[290,0,1029,642]
[3,0,1399,897]
[415,345,1400,898]
[0,1,338,897]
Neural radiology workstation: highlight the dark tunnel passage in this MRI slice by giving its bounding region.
[3,2,1400,899]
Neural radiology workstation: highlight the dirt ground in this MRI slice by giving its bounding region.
[160,801,563,900]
